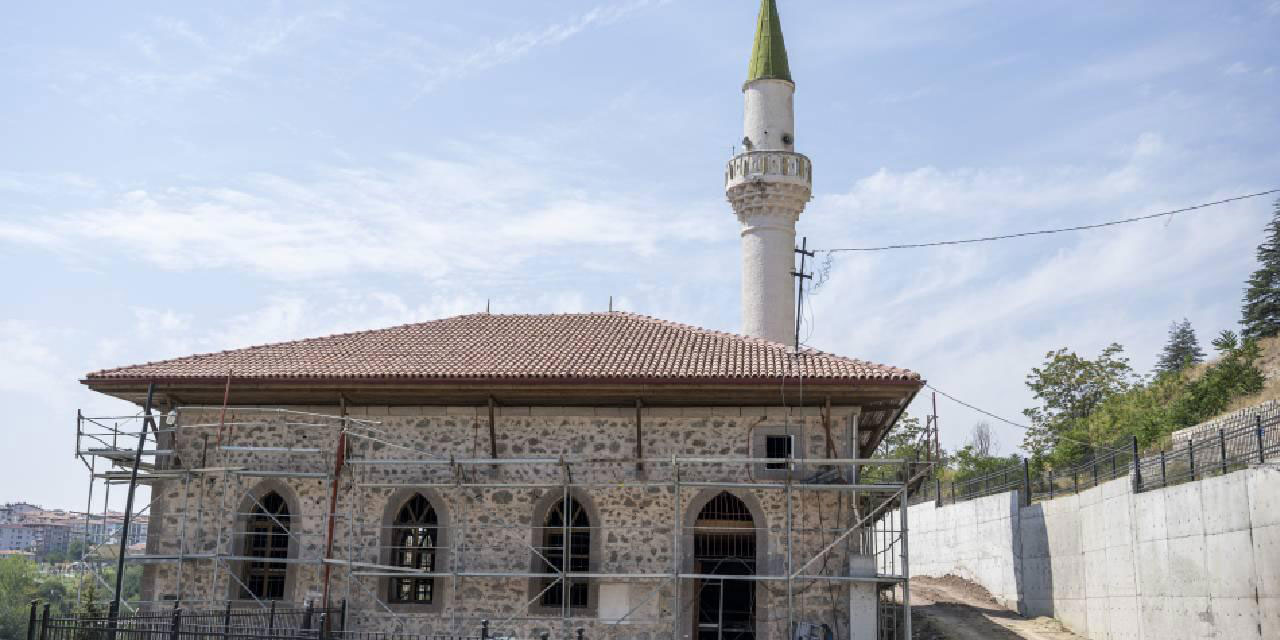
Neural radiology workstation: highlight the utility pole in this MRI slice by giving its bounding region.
[792,236,815,351]
[110,382,155,636]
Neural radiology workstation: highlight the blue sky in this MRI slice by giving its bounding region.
[2,1,1278,509]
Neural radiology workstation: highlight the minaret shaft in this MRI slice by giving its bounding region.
[726,0,810,345]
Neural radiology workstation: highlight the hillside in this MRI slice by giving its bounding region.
[1221,334,1280,413]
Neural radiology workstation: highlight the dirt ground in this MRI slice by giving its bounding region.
[904,576,1085,640]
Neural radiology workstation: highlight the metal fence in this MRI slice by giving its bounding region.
[27,603,345,640]
[914,413,1278,507]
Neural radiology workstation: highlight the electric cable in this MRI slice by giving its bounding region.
[819,189,1279,253]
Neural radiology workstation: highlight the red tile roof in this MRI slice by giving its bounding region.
[84,312,919,384]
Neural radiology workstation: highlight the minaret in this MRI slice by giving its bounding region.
[726,0,812,345]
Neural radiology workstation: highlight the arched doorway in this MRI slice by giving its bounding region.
[693,492,757,640]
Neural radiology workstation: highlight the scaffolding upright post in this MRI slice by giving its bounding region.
[786,455,794,640]
[672,455,681,640]
[561,459,570,640]
[899,461,911,640]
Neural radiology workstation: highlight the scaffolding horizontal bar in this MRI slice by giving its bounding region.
[120,554,216,564]
[218,446,325,454]
[352,480,902,492]
[229,470,330,478]
[81,448,173,458]
[344,455,908,466]
[680,481,904,492]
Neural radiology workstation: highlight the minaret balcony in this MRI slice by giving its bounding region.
[724,150,812,192]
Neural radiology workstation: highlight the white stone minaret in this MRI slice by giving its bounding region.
[726,0,811,345]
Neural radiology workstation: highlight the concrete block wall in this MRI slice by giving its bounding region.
[906,464,1280,640]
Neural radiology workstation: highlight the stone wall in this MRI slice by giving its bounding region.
[144,404,872,640]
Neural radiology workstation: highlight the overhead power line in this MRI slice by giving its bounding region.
[925,383,1127,454]
[819,189,1280,253]
[926,384,1031,431]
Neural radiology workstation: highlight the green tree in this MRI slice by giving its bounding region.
[1242,199,1280,340]
[874,413,926,460]
[0,556,78,640]
[1155,318,1205,373]
[1170,336,1265,425]
[948,422,1020,484]
[1023,343,1135,465]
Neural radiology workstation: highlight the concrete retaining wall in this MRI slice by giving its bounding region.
[907,464,1280,639]
[907,490,1022,610]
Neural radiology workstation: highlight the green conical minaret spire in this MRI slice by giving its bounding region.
[746,0,792,83]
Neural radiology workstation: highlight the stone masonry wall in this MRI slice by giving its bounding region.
[143,404,868,640]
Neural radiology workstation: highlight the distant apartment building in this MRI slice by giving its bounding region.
[0,502,42,524]
[0,523,39,552]
[0,503,146,557]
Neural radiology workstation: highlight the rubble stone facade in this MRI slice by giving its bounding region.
[144,404,873,639]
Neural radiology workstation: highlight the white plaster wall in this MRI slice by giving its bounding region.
[743,79,795,151]
[906,464,1280,640]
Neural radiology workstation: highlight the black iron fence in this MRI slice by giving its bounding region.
[27,602,345,640]
[914,413,1278,507]
[29,605,539,640]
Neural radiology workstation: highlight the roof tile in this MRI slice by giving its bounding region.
[84,312,919,383]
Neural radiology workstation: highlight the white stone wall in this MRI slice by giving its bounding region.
[144,405,870,639]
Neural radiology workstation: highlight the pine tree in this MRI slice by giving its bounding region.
[1155,318,1205,373]
[1242,199,1280,340]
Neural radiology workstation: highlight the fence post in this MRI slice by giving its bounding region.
[481,619,489,640]
[1048,470,1055,499]
[1220,428,1228,475]
[950,483,955,505]
[268,601,277,636]
[303,600,314,631]
[1021,458,1031,507]
[26,601,37,640]
[39,604,49,640]
[340,600,347,632]
[1258,415,1267,464]
[1188,437,1196,481]
[169,608,181,640]
[318,613,328,640]
[222,601,232,638]
[1131,436,1142,493]
[1160,450,1167,486]
[1073,470,1079,494]
[1093,458,1099,487]
[577,629,584,640]
[935,477,942,508]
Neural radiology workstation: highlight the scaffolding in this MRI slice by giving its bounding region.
[74,405,925,640]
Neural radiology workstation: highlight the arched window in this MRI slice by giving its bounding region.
[537,496,590,608]
[241,491,290,600]
[389,494,438,604]
[693,492,756,640]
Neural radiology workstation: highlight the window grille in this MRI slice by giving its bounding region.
[765,435,793,471]
[241,492,290,600]
[389,494,438,604]
[539,497,590,608]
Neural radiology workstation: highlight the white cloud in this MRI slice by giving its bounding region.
[805,134,1272,454]
[414,0,670,96]
[0,141,721,282]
